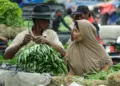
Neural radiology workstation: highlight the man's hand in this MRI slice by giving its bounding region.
[20,34,33,46]
[34,36,66,57]
[34,36,49,45]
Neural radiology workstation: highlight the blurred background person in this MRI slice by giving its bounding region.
[58,8,74,32]
[97,2,120,25]
[72,5,100,41]
[52,9,71,32]
[107,5,120,25]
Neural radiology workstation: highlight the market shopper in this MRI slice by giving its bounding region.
[72,5,100,41]
[101,5,120,25]
[52,9,71,32]
[58,8,74,32]
[65,19,112,76]
[4,4,65,60]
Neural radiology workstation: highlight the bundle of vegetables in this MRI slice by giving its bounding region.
[0,0,23,26]
[17,43,67,75]
[0,24,25,39]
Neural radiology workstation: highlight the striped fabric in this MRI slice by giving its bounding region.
[0,40,7,54]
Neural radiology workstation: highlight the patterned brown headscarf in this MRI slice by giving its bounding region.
[65,19,112,75]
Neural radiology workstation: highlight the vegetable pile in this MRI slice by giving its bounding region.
[84,63,120,80]
[17,43,67,75]
[49,63,120,86]
[0,0,23,26]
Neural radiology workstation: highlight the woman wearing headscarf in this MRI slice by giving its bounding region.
[65,19,113,76]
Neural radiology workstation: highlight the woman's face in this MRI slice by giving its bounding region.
[72,28,82,41]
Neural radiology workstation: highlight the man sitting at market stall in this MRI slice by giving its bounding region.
[4,4,65,60]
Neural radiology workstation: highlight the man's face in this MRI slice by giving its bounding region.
[36,19,50,31]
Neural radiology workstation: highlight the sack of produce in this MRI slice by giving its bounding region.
[0,25,24,39]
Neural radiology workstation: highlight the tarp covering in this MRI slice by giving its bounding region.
[0,69,51,86]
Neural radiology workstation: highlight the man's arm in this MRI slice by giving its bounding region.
[4,34,32,60]
[4,43,24,60]
[60,17,71,30]
[48,41,66,57]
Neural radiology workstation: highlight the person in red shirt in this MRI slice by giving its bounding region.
[72,5,100,41]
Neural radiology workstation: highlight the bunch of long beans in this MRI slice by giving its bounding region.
[17,43,67,75]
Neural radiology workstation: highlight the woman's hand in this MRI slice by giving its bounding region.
[102,64,110,71]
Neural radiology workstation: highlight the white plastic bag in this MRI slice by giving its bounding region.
[70,82,83,86]
[0,69,51,86]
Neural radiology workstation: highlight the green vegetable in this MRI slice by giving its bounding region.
[0,0,23,26]
[17,43,67,75]
[64,44,68,49]
[84,63,120,80]
[85,70,109,80]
